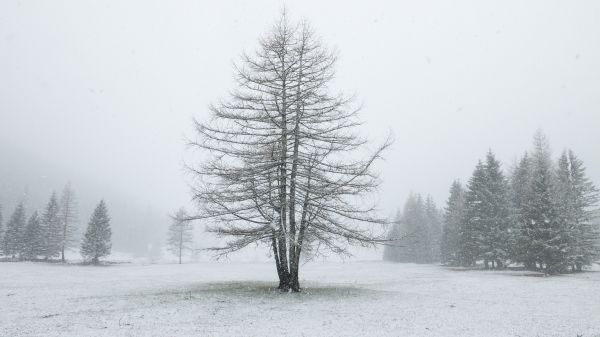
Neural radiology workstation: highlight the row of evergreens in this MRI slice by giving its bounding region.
[385,131,600,274]
[0,184,112,264]
[383,194,443,264]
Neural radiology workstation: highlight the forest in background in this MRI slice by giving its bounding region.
[384,131,600,274]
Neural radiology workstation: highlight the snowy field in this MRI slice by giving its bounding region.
[1,261,600,337]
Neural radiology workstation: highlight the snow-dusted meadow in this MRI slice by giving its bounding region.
[2,260,599,337]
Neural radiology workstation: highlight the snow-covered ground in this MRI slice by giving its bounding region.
[1,261,599,337]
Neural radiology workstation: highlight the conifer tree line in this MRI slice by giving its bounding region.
[0,183,112,264]
[385,131,599,274]
[383,194,443,263]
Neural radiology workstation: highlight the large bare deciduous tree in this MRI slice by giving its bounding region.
[190,13,390,292]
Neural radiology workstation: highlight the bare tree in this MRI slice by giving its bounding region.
[167,208,194,264]
[189,13,390,291]
[59,182,78,263]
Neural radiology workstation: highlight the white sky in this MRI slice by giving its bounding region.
[2,0,599,222]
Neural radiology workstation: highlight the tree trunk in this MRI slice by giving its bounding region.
[274,215,290,290]
[290,222,307,292]
[276,57,291,291]
[277,241,290,291]
[271,236,286,289]
[289,161,313,293]
[289,261,300,292]
[287,34,306,294]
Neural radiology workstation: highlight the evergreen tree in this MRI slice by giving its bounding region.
[166,208,194,264]
[23,211,44,260]
[475,151,512,269]
[41,192,62,260]
[425,195,443,262]
[58,183,78,262]
[404,194,429,263]
[383,210,403,261]
[3,203,26,259]
[385,194,439,263]
[521,131,564,273]
[555,150,600,271]
[441,181,466,266]
[509,153,533,266]
[460,161,486,267]
[81,200,112,264]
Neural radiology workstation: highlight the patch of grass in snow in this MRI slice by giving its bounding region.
[165,281,373,301]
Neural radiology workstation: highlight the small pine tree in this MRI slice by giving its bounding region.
[23,211,44,260]
[81,200,111,264]
[166,208,194,264]
[58,183,78,262]
[3,203,27,259]
[41,192,62,260]
[441,180,466,266]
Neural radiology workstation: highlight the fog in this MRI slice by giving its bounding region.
[1,0,599,257]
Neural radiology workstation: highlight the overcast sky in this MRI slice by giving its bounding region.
[2,0,599,222]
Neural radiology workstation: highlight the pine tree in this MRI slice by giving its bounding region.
[385,193,440,263]
[476,151,512,269]
[58,183,78,262]
[383,210,403,261]
[386,198,420,263]
[405,194,428,263]
[441,181,466,266]
[81,200,111,264]
[425,195,443,262]
[555,150,600,271]
[521,131,564,273]
[509,153,533,267]
[23,211,44,260]
[3,203,27,259]
[166,208,194,264]
[41,192,62,260]
[460,161,487,267]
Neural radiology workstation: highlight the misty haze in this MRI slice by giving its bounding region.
[1,1,600,337]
